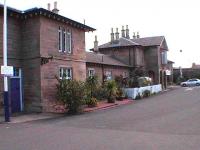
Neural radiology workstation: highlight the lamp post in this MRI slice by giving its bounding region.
[3,0,10,122]
[179,50,183,78]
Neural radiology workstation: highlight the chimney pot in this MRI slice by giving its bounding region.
[137,32,140,38]
[52,1,59,14]
[121,26,125,38]
[111,28,115,43]
[133,32,136,39]
[125,25,130,39]
[115,28,120,41]
[54,1,57,9]
[94,35,99,53]
[47,3,51,11]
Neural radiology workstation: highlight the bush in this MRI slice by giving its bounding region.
[56,77,85,114]
[85,76,99,99]
[105,80,117,103]
[116,87,124,101]
[138,77,152,87]
[86,97,98,108]
[92,86,108,101]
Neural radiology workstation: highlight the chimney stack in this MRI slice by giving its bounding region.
[125,25,130,39]
[115,28,119,41]
[47,3,51,11]
[111,28,115,43]
[133,32,136,39]
[136,32,140,38]
[121,26,125,38]
[94,35,99,53]
[52,1,59,14]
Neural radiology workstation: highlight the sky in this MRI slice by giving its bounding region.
[0,0,200,68]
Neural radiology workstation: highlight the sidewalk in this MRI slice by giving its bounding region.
[0,113,64,124]
[0,99,134,124]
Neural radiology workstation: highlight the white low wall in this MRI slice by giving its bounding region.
[123,84,162,99]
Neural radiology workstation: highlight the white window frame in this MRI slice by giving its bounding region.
[105,71,112,80]
[63,29,66,53]
[59,67,72,80]
[58,27,62,52]
[67,31,72,54]
[58,27,72,54]
[88,68,95,77]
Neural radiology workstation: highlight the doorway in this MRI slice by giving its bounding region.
[10,68,23,113]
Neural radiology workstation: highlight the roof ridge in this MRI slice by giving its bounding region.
[121,37,140,45]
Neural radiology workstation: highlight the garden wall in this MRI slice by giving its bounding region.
[124,84,162,99]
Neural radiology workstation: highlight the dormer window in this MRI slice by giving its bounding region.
[58,27,72,53]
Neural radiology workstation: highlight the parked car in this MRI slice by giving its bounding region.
[180,79,200,87]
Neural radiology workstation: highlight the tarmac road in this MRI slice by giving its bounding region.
[1,86,200,150]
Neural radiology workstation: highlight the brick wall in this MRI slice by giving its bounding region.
[21,16,42,112]
[144,46,160,84]
[39,16,87,112]
[86,63,129,83]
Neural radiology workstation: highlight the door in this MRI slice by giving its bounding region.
[10,78,21,113]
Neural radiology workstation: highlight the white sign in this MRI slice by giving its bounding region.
[166,70,171,76]
[1,66,14,77]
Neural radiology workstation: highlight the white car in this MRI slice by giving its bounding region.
[180,79,200,87]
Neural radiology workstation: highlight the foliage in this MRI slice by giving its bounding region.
[128,77,139,88]
[114,75,128,88]
[138,77,152,87]
[142,90,151,98]
[92,86,108,101]
[56,77,85,114]
[85,76,99,99]
[116,87,125,101]
[105,80,117,103]
[86,97,98,108]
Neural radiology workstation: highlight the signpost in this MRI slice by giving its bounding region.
[2,0,10,122]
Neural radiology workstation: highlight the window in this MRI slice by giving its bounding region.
[66,31,72,53]
[13,67,20,77]
[105,71,112,80]
[58,27,72,53]
[59,67,72,79]
[123,71,128,78]
[88,68,95,77]
[58,27,62,51]
[161,51,167,65]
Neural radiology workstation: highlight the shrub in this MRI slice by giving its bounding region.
[86,97,98,108]
[92,86,108,101]
[105,80,117,103]
[56,77,85,114]
[143,90,151,98]
[85,76,99,99]
[116,87,124,101]
[138,77,152,87]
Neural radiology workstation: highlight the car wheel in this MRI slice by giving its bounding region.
[196,83,200,86]
[182,84,187,87]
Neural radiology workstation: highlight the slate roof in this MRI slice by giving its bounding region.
[131,36,165,47]
[98,37,140,49]
[0,4,95,32]
[97,36,165,50]
[86,52,129,67]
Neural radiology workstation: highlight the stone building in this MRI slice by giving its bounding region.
[0,3,95,114]
[89,26,173,88]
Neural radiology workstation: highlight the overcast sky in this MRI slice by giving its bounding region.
[1,0,200,67]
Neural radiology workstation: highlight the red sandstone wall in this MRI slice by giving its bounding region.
[39,16,87,112]
[86,63,129,83]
